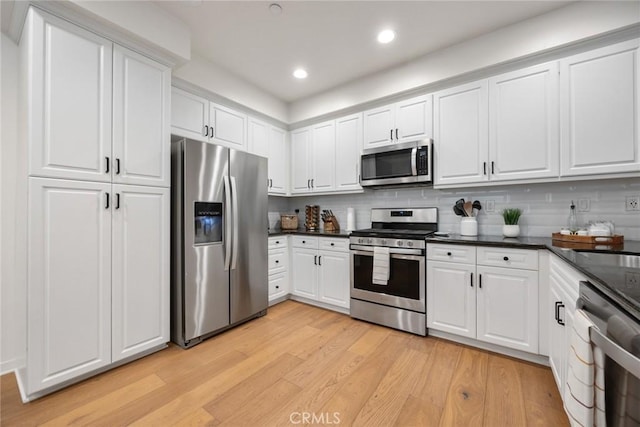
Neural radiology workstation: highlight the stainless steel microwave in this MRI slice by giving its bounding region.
[360,139,432,187]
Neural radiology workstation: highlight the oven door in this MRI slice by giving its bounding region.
[350,245,425,313]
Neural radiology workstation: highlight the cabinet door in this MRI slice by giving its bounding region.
[395,94,432,144]
[268,126,288,195]
[112,185,169,362]
[335,113,363,191]
[489,62,559,181]
[290,128,312,194]
[113,46,170,188]
[291,248,318,299]
[26,9,112,183]
[28,178,112,393]
[211,102,247,150]
[560,39,640,176]
[311,121,335,192]
[434,80,489,186]
[548,274,566,394]
[248,118,269,158]
[318,250,350,309]
[269,273,289,302]
[171,87,208,142]
[476,266,538,353]
[426,261,476,338]
[363,104,395,149]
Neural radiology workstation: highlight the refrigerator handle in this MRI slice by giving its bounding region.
[223,175,232,271]
[230,175,239,270]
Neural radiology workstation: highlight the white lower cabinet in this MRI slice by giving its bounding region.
[291,236,349,310]
[268,236,289,303]
[25,178,169,396]
[427,244,539,354]
[548,254,585,399]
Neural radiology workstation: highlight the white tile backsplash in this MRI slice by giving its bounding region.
[272,178,640,239]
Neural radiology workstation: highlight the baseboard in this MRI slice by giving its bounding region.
[0,357,25,376]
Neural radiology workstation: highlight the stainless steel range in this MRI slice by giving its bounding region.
[349,207,438,336]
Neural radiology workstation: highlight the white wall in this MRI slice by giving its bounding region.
[289,1,640,123]
[173,54,289,124]
[282,179,640,240]
[1,33,26,374]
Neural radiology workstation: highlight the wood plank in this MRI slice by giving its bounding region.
[41,374,166,426]
[347,325,392,356]
[411,338,463,409]
[173,408,218,427]
[483,354,527,426]
[439,347,489,426]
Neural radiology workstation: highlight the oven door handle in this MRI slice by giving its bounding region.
[589,326,640,379]
[350,245,424,256]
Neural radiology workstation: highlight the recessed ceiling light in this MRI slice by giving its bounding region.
[269,3,282,15]
[293,68,308,79]
[377,29,395,44]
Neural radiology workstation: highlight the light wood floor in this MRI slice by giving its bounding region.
[1,300,569,426]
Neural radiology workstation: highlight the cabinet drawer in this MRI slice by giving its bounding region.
[268,236,287,250]
[427,244,476,264]
[477,247,538,270]
[269,273,288,298]
[291,236,319,249]
[319,237,349,252]
[268,249,287,275]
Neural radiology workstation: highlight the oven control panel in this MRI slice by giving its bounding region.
[349,236,425,249]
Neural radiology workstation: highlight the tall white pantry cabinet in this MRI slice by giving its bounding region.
[17,7,171,400]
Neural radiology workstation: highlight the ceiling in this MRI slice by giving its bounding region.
[157,1,573,103]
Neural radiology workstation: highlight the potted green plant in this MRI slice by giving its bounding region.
[502,208,522,237]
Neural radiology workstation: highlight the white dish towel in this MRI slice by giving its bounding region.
[372,246,390,286]
[565,309,606,427]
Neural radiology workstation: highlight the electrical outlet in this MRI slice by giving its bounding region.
[486,200,495,212]
[578,198,590,212]
[626,272,640,288]
[626,196,640,211]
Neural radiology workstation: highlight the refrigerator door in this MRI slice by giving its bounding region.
[182,141,230,342]
[229,150,268,323]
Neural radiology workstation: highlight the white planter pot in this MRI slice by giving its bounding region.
[503,224,520,238]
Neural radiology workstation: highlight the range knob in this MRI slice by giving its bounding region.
[381,239,387,245]
[407,241,414,247]
[397,240,404,246]
[367,238,373,244]
[358,238,364,244]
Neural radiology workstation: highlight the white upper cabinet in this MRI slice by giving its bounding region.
[210,102,247,150]
[290,127,313,194]
[435,62,559,187]
[112,46,170,188]
[311,120,336,192]
[249,118,288,195]
[363,94,432,149]
[268,126,288,194]
[171,87,209,142]
[26,9,113,183]
[560,39,640,176]
[170,88,247,151]
[111,185,169,362]
[335,113,363,191]
[488,62,559,181]
[434,80,489,186]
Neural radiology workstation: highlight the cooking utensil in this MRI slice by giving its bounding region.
[453,205,465,217]
[472,200,482,211]
[455,199,466,216]
[464,201,473,217]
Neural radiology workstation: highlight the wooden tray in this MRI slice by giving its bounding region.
[551,233,623,245]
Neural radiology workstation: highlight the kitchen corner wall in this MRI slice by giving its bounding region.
[270,178,640,240]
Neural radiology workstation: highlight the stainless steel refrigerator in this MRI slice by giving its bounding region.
[171,138,268,348]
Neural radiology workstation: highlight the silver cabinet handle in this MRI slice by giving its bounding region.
[223,175,232,271]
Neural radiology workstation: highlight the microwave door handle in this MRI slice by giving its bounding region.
[223,175,232,271]
[590,326,640,378]
[411,147,418,176]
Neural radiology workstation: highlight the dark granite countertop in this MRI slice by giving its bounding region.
[268,228,351,238]
[426,234,640,318]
